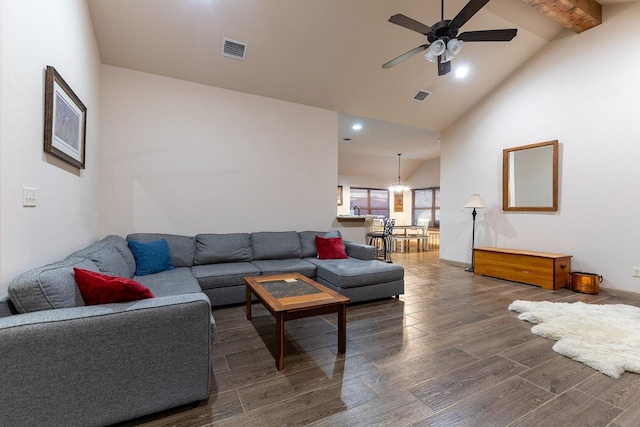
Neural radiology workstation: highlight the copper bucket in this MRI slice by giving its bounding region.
[570,272,602,294]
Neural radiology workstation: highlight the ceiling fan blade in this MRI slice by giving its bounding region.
[450,0,491,30]
[437,59,452,76]
[388,14,433,35]
[458,29,517,42]
[382,44,429,69]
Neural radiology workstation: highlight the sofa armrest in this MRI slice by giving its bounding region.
[345,241,375,260]
[0,293,212,427]
[0,294,17,318]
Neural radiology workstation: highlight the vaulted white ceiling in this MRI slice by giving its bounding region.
[86,0,631,176]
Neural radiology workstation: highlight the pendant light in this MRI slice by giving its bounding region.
[389,153,410,193]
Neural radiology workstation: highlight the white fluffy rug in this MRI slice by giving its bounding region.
[508,300,640,378]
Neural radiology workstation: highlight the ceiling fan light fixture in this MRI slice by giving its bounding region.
[447,39,464,55]
[424,50,437,63]
[429,39,446,56]
[441,49,455,63]
[383,0,518,76]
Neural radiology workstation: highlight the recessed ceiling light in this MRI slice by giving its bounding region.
[455,66,469,78]
[352,123,362,131]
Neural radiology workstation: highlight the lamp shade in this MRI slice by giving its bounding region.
[424,50,437,63]
[464,194,485,209]
[429,39,446,56]
[447,39,464,55]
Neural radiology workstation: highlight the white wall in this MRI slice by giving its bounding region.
[409,158,440,189]
[100,66,338,236]
[441,3,640,293]
[0,0,102,291]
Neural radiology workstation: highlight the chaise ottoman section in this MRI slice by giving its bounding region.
[307,258,404,303]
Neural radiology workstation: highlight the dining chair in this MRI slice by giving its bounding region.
[417,218,430,250]
[371,218,384,232]
[367,218,395,262]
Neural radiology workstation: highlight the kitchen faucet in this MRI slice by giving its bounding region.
[353,206,361,216]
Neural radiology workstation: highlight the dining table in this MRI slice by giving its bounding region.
[392,225,429,252]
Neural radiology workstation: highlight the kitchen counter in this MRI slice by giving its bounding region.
[333,215,382,244]
[335,215,369,222]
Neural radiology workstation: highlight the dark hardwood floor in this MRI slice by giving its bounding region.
[132,246,640,426]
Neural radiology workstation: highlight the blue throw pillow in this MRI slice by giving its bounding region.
[127,239,175,276]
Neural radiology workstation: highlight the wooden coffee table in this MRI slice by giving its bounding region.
[244,273,350,370]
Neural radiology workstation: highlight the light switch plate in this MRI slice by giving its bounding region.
[23,187,37,207]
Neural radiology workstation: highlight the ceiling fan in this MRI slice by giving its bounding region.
[382,0,517,76]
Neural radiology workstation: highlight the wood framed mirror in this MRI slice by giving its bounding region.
[503,140,558,212]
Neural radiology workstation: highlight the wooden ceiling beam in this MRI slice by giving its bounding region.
[521,0,602,33]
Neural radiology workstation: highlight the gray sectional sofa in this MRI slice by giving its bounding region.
[0,235,212,427]
[0,230,403,426]
[126,230,404,306]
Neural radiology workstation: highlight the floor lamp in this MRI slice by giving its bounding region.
[464,194,485,272]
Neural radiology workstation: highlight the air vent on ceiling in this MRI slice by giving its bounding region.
[221,38,247,60]
[412,90,431,103]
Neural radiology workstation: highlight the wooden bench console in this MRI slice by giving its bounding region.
[473,247,572,290]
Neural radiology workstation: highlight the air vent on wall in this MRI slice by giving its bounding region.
[412,90,431,103]
[221,38,247,60]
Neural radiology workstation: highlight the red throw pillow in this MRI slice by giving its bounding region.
[73,268,154,305]
[315,236,348,260]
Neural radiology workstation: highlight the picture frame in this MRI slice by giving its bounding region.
[394,193,403,212]
[337,186,343,206]
[44,66,87,169]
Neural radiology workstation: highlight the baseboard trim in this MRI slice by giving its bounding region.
[440,258,471,269]
[600,287,640,300]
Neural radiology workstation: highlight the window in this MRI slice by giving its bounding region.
[350,188,390,217]
[412,187,440,228]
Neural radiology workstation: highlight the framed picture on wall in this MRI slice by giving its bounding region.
[394,193,403,212]
[337,186,343,206]
[43,65,87,169]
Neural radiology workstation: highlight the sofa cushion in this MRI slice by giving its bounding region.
[191,262,261,290]
[298,231,323,258]
[128,239,175,276]
[100,235,137,277]
[8,257,98,313]
[251,259,317,278]
[306,258,404,289]
[195,233,252,264]
[299,231,343,258]
[324,230,342,239]
[251,231,302,260]
[315,236,348,259]
[73,268,154,305]
[131,267,202,297]
[126,233,196,267]
[69,235,136,278]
